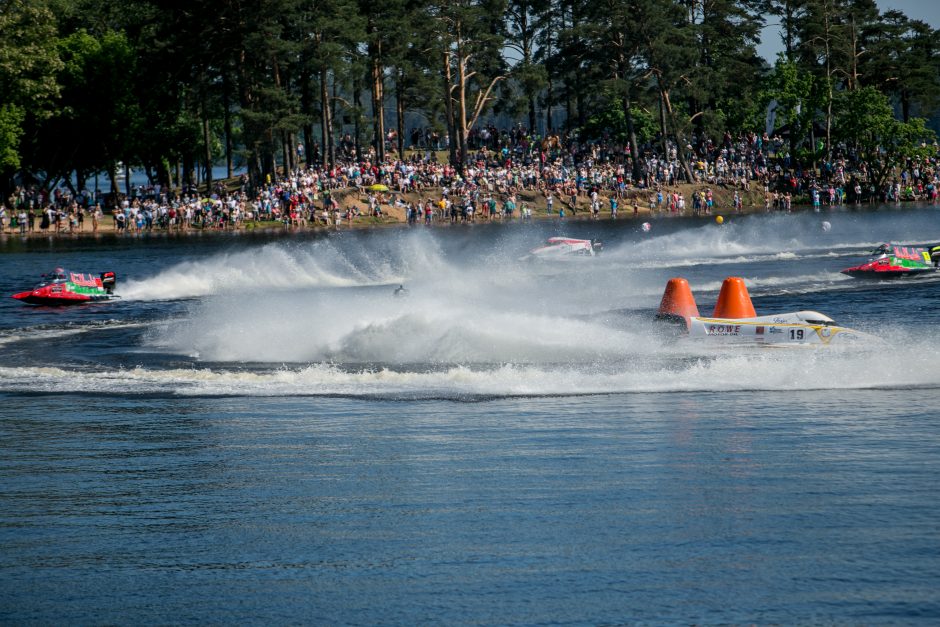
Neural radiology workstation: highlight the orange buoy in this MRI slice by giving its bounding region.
[657,277,700,323]
[712,277,756,319]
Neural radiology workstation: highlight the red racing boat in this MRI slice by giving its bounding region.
[12,268,117,305]
[841,243,940,279]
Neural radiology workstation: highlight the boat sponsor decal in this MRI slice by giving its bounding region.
[69,272,103,288]
[706,324,741,336]
[893,246,930,262]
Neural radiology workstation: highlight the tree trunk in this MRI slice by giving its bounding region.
[660,85,694,182]
[320,68,333,169]
[330,78,338,167]
[223,73,233,178]
[823,11,832,160]
[616,47,641,181]
[457,42,469,170]
[281,131,290,175]
[108,164,119,201]
[202,112,213,192]
[443,50,457,167]
[849,15,859,91]
[354,81,363,160]
[658,93,668,156]
[396,77,405,159]
[370,41,385,163]
[544,78,553,133]
[623,95,642,182]
[300,65,314,165]
[528,95,537,134]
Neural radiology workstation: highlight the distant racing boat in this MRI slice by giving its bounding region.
[841,243,940,279]
[12,268,117,306]
[521,237,602,260]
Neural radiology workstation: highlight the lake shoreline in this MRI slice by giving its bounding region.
[2,179,935,244]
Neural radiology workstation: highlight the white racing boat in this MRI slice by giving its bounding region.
[656,277,877,347]
[521,237,602,261]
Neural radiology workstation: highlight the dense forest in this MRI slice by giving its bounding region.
[1,0,938,196]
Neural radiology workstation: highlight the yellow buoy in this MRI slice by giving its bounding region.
[716,215,724,225]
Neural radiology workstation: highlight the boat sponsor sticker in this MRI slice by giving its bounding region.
[69,273,103,288]
[706,324,741,336]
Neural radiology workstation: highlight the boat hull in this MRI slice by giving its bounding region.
[522,237,599,261]
[687,315,875,346]
[841,266,937,279]
[841,245,938,279]
[12,290,112,306]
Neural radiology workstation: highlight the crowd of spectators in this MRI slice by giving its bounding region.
[1,124,938,235]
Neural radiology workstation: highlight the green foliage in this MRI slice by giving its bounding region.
[1,0,938,193]
[24,28,140,183]
[0,105,26,170]
[0,0,63,109]
[581,89,656,145]
[861,10,940,122]
[760,56,824,155]
[0,0,64,177]
[834,86,937,187]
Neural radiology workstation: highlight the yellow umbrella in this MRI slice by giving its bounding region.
[368,183,389,192]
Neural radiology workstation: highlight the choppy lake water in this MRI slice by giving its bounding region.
[2,206,939,624]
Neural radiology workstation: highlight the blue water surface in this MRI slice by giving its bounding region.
[1,206,939,624]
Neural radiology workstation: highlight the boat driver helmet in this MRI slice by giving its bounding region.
[873,243,891,256]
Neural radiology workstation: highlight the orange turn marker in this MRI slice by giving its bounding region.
[712,277,756,318]
[657,277,700,323]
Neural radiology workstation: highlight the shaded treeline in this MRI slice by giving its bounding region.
[1,0,938,196]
